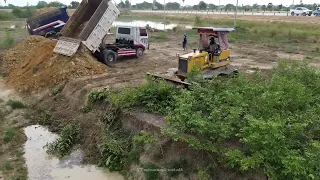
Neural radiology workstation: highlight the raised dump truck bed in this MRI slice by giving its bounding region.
[26,7,69,37]
[54,0,120,57]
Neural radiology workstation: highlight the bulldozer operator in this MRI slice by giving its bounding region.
[208,36,220,55]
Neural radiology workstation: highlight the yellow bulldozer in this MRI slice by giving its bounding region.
[148,27,238,88]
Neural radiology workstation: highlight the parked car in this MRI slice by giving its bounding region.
[290,7,313,16]
[314,10,320,16]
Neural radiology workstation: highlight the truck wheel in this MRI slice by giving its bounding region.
[291,12,294,16]
[136,48,144,58]
[302,12,306,16]
[102,50,116,66]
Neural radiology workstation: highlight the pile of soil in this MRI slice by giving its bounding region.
[2,36,107,92]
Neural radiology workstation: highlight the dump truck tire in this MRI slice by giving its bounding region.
[136,48,144,58]
[102,50,116,66]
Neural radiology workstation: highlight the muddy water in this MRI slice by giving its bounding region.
[24,125,124,180]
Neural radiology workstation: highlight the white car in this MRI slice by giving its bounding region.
[290,7,313,16]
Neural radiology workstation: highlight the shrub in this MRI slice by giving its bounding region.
[88,88,109,104]
[143,163,160,180]
[116,62,320,179]
[0,12,15,20]
[7,100,25,109]
[46,124,81,157]
[194,16,202,26]
[12,7,36,18]
[2,31,14,49]
[3,128,15,143]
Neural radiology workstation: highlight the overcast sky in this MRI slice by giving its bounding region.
[2,0,318,7]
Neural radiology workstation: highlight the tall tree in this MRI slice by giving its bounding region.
[193,5,199,10]
[267,3,273,11]
[199,1,207,10]
[252,3,258,10]
[125,0,130,9]
[166,2,180,10]
[208,4,216,10]
[225,3,235,11]
[36,1,48,8]
[70,1,80,9]
[118,1,125,8]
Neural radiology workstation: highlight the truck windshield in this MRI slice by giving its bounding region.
[118,27,131,34]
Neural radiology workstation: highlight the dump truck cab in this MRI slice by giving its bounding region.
[115,26,149,50]
[176,27,234,80]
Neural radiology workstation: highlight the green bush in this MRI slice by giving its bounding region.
[0,12,15,20]
[115,62,320,179]
[88,88,109,104]
[46,124,81,157]
[110,77,180,115]
[2,31,14,49]
[143,163,160,180]
[12,7,36,18]
[3,128,15,143]
[7,100,25,109]
[99,128,132,171]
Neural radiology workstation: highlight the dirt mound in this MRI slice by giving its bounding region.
[3,36,107,93]
[36,7,58,16]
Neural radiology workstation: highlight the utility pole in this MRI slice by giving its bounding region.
[164,0,166,22]
[234,0,239,28]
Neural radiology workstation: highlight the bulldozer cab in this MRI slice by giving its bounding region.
[194,27,234,61]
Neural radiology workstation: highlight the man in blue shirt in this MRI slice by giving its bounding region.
[182,33,187,51]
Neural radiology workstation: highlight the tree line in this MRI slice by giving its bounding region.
[118,0,319,11]
[0,1,80,9]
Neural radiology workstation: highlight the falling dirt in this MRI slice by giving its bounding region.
[36,7,58,16]
[2,36,107,93]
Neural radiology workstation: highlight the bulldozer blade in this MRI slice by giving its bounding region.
[146,73,191,89]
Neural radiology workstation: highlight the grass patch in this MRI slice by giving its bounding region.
[142,163,160,180]
[38,109,52,125]
[0,161,12,170]
[51,83,65,95]
[0,109,5,119]
[7,100,25,109]
[3,127,15,143]
[151,32,167,41]
[88,88,109,104]
[46,123,81,158]
[0,12,15,20]
[2,30,15,49]
[80,106,92,113]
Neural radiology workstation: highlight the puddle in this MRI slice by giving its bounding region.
[113,20,192,30]
[24,125,124,180]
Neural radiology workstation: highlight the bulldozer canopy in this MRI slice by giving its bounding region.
[195,27,233,50]
[193,27,235,35]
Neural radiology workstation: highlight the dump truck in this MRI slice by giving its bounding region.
[26,7,69,38]
[53,0,120,59]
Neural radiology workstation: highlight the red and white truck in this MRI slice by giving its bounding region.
[53,0,149,66]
